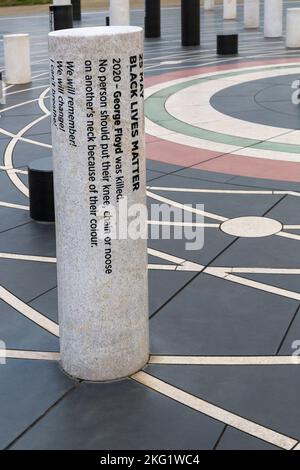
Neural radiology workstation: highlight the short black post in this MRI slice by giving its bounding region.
[181,0,200,46]
[28,158,55,223]
[106,16,110,26]
[71,0,81,21]
[145,0,161,38]
[49,5,73,31]
[217,34,238,55]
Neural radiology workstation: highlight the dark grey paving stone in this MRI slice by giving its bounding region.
[236,273,300,299]
[146,169,165,182]
[148,173,281,219]
[0,206,29,233]
[147,363,300,442]
[150,272,298,356]
[228,176,300,192]
[12,140,51,168]
[265,194,300,225]
[0,168,28,205]
[0,259,57,303]
[149,269,194,315]
[148,228,233,266]
[211,234,300,268]
[174,167,234,184]
[0,101,43,118]
[10,379,223,450]
[0,359,74,449]
[146,160,182,174]
[211,74,300,129]
[216,426,280,450]
[24,116,51,137]
[0,221,56,256]
[277,307,300,356]
[0,299,58,352]
[0,114,40,134]
[29,288,58,323]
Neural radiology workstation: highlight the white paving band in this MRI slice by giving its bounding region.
[132,371,297,450]
[0,286,59,336]
[149,355,300,365]
[0,349,60,361]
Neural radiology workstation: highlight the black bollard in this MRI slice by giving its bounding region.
[145,0,161,38]
[181,0,200,46]
[106,16,110,26]
[49,5,73,31]
[217,34,238,55]
[28,158,55,223]
[71,0,81,21]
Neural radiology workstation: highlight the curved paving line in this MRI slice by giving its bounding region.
[145,64,300,154]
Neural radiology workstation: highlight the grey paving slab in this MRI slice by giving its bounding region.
[10,379,223,450]
[210,233,300,268]
[0,259,57,303]
[0,299,58,352]
[150,272,297,356]
[29,287,58,323]
[216,426,280,450]
[0,359,74,449]
[148,173,282,219]
[228,175,300,192]
[175,167,236,184]
[0,170,28,205]
[146,363,300,441]
[0,206,29,233]
[12,140,51,169]
[0,221,56,256]
[277,307,300,356]
[149,269,194,315]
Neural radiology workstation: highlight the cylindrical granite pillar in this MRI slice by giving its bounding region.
[181,0,200,46]
[145,0,161,38]
[50,5,73,31]
[223,0,237,20]
[4,34,31,85]
[264,0,283,38]
[204,0,215,10]
[110,0,130,26]
[48,26,149,381]
[71,0,81,21]
[244,0,260,28]
[286,8,300,48]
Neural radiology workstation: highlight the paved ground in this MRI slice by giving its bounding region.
[1,2,300,450]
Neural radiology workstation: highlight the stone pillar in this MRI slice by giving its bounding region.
[110,0,130,26]
[181,0,200,46]
[264,0,283,38]
[4,34,31,85]
[286,8,300,48]
[244,0,260,28]
[223,0,237,20]
[145,0,161,38]
[50,4,73,31]
[48,26,149,381]
[71,0,81,21]
[204,0,215,10]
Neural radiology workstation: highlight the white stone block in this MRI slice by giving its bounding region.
[264,0,283,38]
[286,8,300,48]
[110,0,130,26]
[223,0,237,20]
[53,0,71,5]
[4,34,31,85]
[244,0,260,29]
[204,0,215,10]
[48,26,149,381]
